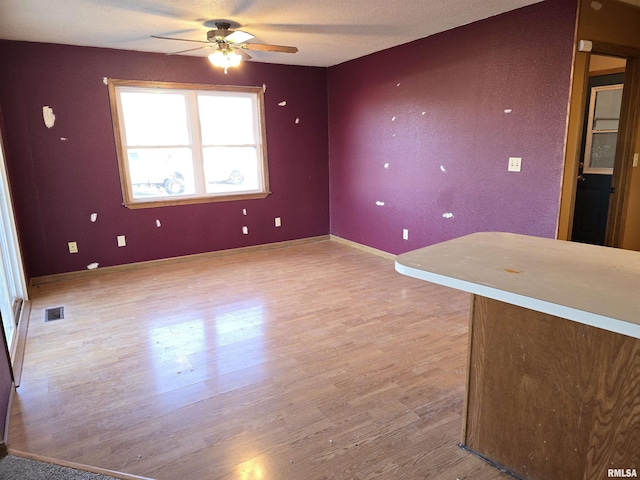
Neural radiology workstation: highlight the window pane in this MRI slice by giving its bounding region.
[120,92,190,146]
[589,132,617,170]
[203,147,261,193]
[593,88,622,131]
[198,95,256,145]
[128,148,195,198]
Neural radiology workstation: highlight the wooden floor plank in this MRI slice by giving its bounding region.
[9,239,511,479]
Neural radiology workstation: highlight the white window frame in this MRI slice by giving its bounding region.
[583,83,623,175]
[108,79,270,208]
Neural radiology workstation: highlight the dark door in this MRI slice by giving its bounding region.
[571,73,624,245]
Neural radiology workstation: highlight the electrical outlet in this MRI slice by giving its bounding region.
[275,217,281,227]
[68,241,78,254]
[117,235,126,247]
[508,157,522,172]
[403,229,409,240]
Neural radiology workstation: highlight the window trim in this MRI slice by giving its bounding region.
[582,83,623,176]
[107,79,270,209]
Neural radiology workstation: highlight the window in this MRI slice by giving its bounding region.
[583,84,623,175]
[108,79,270,208]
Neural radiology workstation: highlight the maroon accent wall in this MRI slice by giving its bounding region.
[327,0,578,254]
[0,41,329,278]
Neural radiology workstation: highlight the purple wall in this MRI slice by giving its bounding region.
[0,42,329,278]
[0,1,579,279]
[328,0,577,254]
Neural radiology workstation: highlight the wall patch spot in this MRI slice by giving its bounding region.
[90,213,97,222]
[156,219,161,227]
[440,165,447,173]
[504,109,513,114]
[242,208,247,216]
[391,116,396,122]
[60,137,68,141]
[376,201,385,206]
[87,262,99,270]
[263,84,267,92]
[442,212,454,219]
[242,226,249,234]
[422,111,426,116]
[295,117,300,124]
[103,77,108,85]
[278,100,287,106]
[43,106,56,128]
[384,163,390,169]
[396,82,401,87]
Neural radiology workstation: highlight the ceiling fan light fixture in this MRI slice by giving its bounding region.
[208,49,242,74]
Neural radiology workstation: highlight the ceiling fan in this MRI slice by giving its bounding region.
[152,22,298,73]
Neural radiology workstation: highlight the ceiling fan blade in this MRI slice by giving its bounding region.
[168,45,212,55]
[225,30,254,44]
[239,43,298,54]
[151,35,211,45]
[232,48,252,60]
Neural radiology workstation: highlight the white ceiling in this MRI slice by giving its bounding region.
[0,0,638,68]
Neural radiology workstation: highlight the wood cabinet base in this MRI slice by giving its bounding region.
[462,296,640,480]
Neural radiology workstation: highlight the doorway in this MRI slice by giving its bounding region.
[571,70,625,245]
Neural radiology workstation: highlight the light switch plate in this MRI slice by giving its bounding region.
[508,157,522,172]
[117,235,126,247]
[68,241,78,254]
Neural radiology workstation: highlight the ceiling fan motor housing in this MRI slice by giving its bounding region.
[207,23,232,42]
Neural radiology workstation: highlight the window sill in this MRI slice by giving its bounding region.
[123,191,271,209]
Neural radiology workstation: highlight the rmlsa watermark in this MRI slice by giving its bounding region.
[608,469,638,478]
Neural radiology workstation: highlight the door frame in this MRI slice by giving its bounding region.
[558,41,640,247]
[0,114,28,355]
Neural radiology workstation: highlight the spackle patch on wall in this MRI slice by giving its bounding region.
[278,101,287,107]
[376,201,385,206]
[43,106,56,128]
[442,212,454,219]
[156,219,161,227]
[440,165,447,173]
[295,118,300,124]
[504,109,513,114]
[87,262,99,270]
[90,213,97,222]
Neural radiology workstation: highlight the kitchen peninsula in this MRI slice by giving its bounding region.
[395,232,640,480]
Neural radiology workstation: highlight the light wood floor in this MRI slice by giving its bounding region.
[8,239,511,479]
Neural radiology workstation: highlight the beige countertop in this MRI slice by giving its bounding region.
[395,232,640,339]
